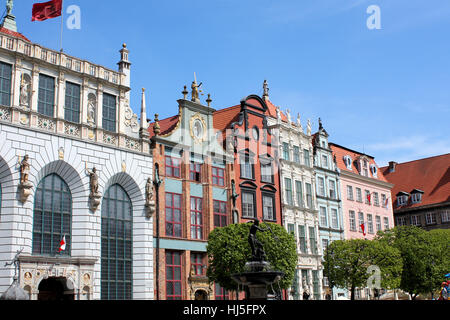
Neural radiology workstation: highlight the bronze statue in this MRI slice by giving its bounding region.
[191,80,202,103]
[248,219,268,262]
[231,180,239,208]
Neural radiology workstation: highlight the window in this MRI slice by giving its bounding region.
[329,180,336,199]
[101,184,133,300]
[38,74,55,117]
[190,197,203,240]
[358,212,365,233]
[303,149,310,167]
[260,162,273,183]
[287,223,295,236]
[381,194,387,208]
[425,212,436,225]
[298,226,307,253]
[312,270,320,300]
[397,195,408,206]
[0,62,12,106]
[317,177,325,197]
[262,194,275,221]
[190,162,202,182]
[356,188,362,202]
[411,215,421,226]
[362,160,369,177]
[349,210,356,231]
[33,174,72,256]
[376,216,382,232]
[347,185,354,200]
[65,82,81,123]
[367,214,374,234]
[293,146,300,163]
[240,156,253,179]
[383,217,389,230]
[370,164,378,178]
[373,192,380,207]
[411,192,423,204]
[284,178,293,206]
[165,156,181,178]
[365,190,371,205]
[166,251,182,300]
[305,183,313,209]
[396,216,407,226]
[320,207,328,227]
[295,181,303,208]
[441,210,450,223]
[102,93,117,132]
[191,252,205,276]
[322,239,329,255]
[213,200,227,228]
[215,283,229,300]
[331,208,338,229]
[283,143,290,161]
[309,227,317,254]
[212,167,225,186]
[343,155,353,170]
[242,191,256,218]
[321,155,328,168]
[166,193,182,237]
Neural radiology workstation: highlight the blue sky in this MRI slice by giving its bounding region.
[10,0,450,166]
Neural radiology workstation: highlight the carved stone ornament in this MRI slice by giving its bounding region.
[145,178,156,218]
[18,155,32,203]
[124,102,139,133]
[19,73,31,109]
[87,93,96,127]
[86,166,101,212]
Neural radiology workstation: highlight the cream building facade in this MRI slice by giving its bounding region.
[0,9,154,300]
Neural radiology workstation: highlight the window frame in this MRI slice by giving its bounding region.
[262,192,276,222]
[165,192,182,238]
[64,81,81,124]
[213,200,227,228]
[38,74,55,117]
[241,189,256,219]
[212,166,225,187]
[102,92,117,133]
[166,251,183,300]
[190,196,203,240]
[165,156,181,178]
[0,61,12,106]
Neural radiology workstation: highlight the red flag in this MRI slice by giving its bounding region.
[367,194,371,205]
[360,223,366,236]
[32,0,63,22]
[58,235,66,252]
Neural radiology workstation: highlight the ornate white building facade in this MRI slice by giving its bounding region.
[265,89,323,300]
[0,9,153,300]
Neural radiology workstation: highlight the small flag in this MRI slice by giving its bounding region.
[32,0,63,22]
[384,197,390,208]
[360,223,366,237]
[58,235,66,252]
[367,194,371,205]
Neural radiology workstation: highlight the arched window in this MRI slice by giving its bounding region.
[33,174,72,256]
[101,184,133,300]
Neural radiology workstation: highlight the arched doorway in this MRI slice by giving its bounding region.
[195,290,208,300]
[38,277,74,301]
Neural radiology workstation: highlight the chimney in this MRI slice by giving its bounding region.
[388,161,397,173]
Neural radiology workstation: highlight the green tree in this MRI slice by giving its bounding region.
[206,222,297,294]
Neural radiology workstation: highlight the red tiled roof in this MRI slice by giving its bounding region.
[0,27,31,42]
[380,154,450,210]
[330,143,388,183]
[265,98,288,122]
[148,114,180,138]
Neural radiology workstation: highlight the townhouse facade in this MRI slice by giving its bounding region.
[0,8,154,300]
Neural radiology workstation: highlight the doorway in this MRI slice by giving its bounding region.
[194,290,208,300]
[38,277,75,301]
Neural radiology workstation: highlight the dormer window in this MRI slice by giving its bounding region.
[410,189,424,204]
[396,192,409,206]
[370,164,378,178]
[343,155,353,170]
[362,160,369,177]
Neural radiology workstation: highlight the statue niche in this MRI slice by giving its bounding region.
[87,93,96,126]
[19,74,31,109]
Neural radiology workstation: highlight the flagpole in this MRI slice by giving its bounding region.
[60,1,64,52]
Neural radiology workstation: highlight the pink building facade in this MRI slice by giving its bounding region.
[330,144,394,240]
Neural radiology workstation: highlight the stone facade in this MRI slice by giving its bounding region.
[0,9,153,300]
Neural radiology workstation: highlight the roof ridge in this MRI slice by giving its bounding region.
[381,153,450,168]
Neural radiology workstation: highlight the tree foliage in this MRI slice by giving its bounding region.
[206,222,297,292]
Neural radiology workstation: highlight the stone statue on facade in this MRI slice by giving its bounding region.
[145,177,156,218]
[263,80,269,99]
[6,0,13,16]
[17,155,32,203]
[86,166,101,211]
[19,74,31,108]
[191,80,202,103]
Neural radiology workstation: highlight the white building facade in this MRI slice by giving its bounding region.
[0,10,153,300]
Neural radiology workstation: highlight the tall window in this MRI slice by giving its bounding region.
[295,181,303,208]
[298,226,307,253]
[329,180,336,199]
[321,155,328,168]
[166,251,182,300]
[102,93,117,132]
[190,197,203,240]
[212,167,225,186]
[305,183,313,209]
[320,207,328,227]
[213,200,227,228]
[33,174,72,256]
[317,177,325,196]
[190,162,202,182]
[101,184,133,300]
[331,208,338,229]
[282,143,290,161]
[191,252,205,276]
[303,149,310,167]
[0,62,12,106]
[166,193,182,237]
[312,270,320,300]
[381,194,387,208]
[284,178,293,206]
[349,210,356,231]
[240,156,253,179]
[38,74,55,117]
[262,194,275,221]
[367,214,374,234]
[261,162,273,183]
[293,146,300,163]
[375,216,382,232]
[309,226,317,254]
[356,188,362,202]
[365,190,371,205]
[383,217,390,230]
[411,215,421,226]
[373,192,380,206]
[242,191,255,218]
[347,185,354,200]
[165,156,181,178]
[64,82,81,123]
[358,212,365,233]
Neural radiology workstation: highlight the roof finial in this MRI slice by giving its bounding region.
[153,114,160,136]
[263,80,269,100]
[182,85,188,100]
[140,88,148,129]
[206,94,212,107]
[319,118,323,130]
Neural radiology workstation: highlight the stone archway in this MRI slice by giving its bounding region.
[37,277,75,301]
[194,289,208,301]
